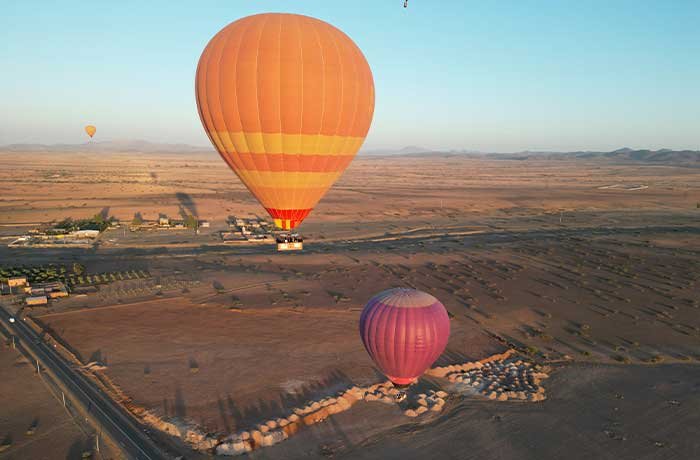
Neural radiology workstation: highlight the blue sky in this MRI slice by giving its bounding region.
[2,0,699,151]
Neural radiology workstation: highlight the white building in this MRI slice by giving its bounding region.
[74,230,100,239]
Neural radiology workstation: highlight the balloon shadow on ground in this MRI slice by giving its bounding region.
[98,206,110,220]
[176,192,198,218]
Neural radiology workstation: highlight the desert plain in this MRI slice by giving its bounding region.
[1,149,700,459]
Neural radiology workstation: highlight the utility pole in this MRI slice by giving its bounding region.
[36,359,40,375]
[10,335,15,349]
[62,391,66,407]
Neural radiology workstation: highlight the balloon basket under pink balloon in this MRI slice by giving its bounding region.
[388,376,417,387]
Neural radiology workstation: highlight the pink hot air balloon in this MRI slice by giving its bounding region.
[359,288,451,386]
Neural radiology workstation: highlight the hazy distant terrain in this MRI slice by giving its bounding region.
[363,146,700,164]
[4,142,699,164]
[1,140,211,154]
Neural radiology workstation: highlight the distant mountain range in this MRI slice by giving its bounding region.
[2,141,698,164]
[363,146,700,164]
[362,145,437,155]
[490,147,700,163]
[0,140,212,154]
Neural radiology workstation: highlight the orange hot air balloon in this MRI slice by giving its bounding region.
[85,125,96,138]
[195,13,375,230]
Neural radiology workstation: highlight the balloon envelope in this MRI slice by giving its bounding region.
[359,288,450,385]
[85,125,96,138]
[195,13,375,230]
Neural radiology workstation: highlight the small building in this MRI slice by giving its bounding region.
[199,220,210,228]
[8,276,28,288]
[33,281,69,299]
[74,230,100,239]
[159,216,170,226]
[30,287,47,296]
[48,290,69,299]
[25,295,48,306]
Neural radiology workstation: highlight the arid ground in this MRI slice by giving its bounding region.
[1,150,699,459]
[0,339,119,460]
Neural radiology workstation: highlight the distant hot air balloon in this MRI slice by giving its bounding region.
[85,125,96,138]
[195,13,375,230]
[359,288,451,386]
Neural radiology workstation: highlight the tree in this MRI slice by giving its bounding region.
[72,263,86,276]
[184,215,198,229]
[131,214,143,226]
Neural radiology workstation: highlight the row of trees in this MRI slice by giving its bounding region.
[53,214,114,232]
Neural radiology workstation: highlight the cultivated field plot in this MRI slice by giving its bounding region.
[38,298,499,434]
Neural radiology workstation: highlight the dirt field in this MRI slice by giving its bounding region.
[1,151,698,234]
[266,363,700,460]
[37,297,500,435]
[0,341,97,460]
[2,150,700,458]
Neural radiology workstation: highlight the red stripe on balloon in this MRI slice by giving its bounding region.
[232,153,354,172]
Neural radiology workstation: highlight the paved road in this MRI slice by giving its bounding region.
[0,306,168,460]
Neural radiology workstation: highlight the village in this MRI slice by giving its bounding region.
[6,212,212,249]
[8,215,111,247]
[127,213,209,232]
[221,215,275,244]
[0,275,69,307]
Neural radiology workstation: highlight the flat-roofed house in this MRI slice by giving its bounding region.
[25,295,48,306]
[8,276,28,288]
[74,230,100,239]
